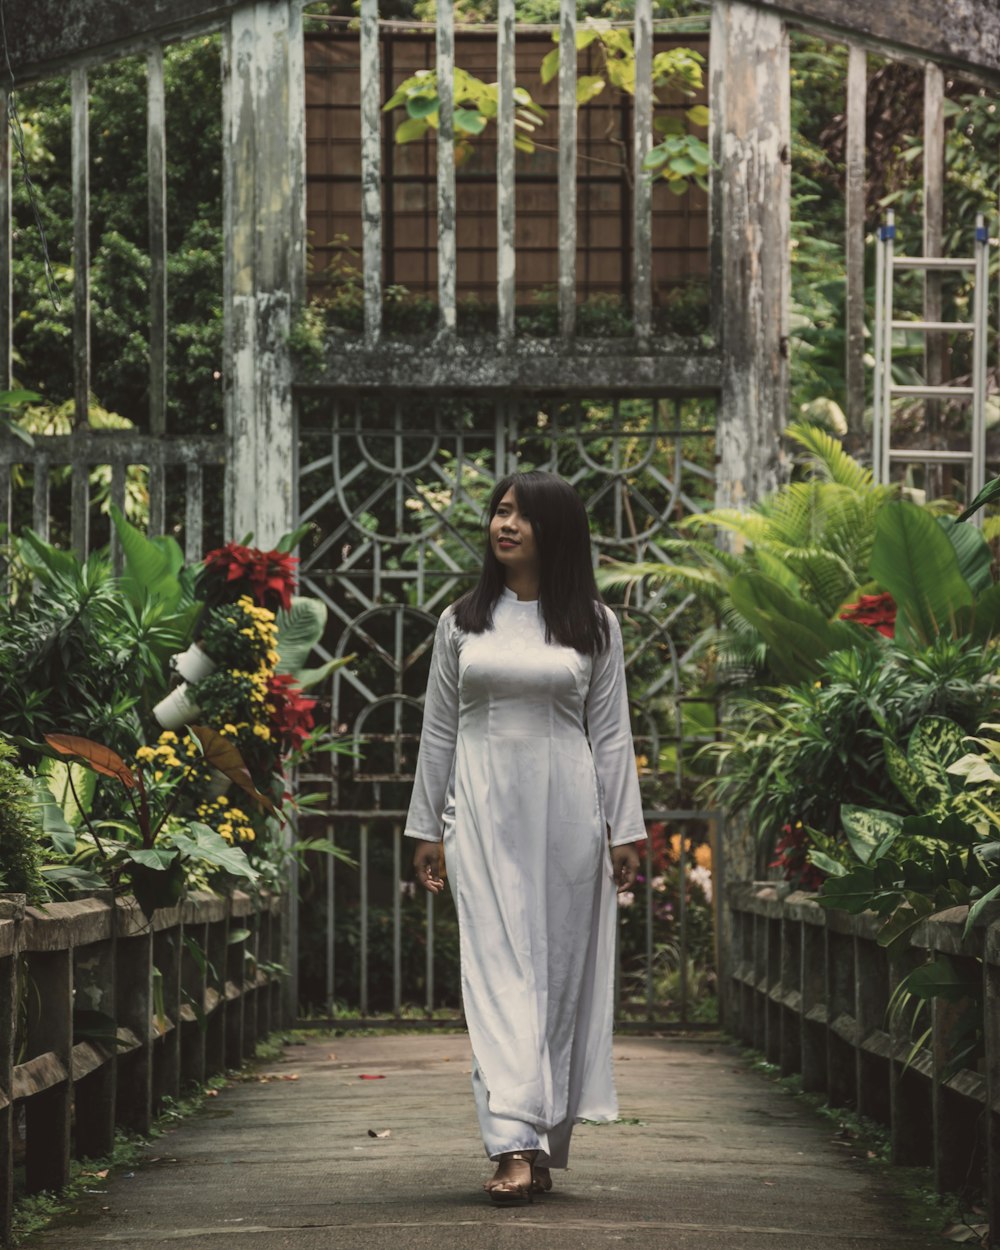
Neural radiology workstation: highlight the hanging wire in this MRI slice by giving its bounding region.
[0,0,62,311]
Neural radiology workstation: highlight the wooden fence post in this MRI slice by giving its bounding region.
[114,900,153,1134]
[0,898,23,1247]
[21,936,72,1193]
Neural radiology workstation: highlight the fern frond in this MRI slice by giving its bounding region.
[682,508,770,545]
[785,421,874,494]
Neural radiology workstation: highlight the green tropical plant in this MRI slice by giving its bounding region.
[383,66,546,156]
[703,638,1000,877]
[0,741,48,903]
[599,421,894,684]
[39,731,262,917]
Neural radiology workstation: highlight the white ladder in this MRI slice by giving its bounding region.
[872,209,990,505]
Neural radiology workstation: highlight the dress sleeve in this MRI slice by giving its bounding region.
[586,608,646,847]
[404,610,460,843]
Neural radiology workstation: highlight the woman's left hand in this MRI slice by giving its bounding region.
[610,842,641,893]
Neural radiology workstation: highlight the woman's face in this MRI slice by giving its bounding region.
[489,488,539,576]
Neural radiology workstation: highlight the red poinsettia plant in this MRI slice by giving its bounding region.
[266,673,317,753]
[838,592,896,638]
[769,821,825,892]
[201,542,299,614]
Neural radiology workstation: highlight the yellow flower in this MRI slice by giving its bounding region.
[217,795,229,806]
[252,724,271,741]
[136,746,156,763]
[160,731,179,744]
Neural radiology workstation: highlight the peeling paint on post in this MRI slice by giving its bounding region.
[360,0,382,344]
[923,60,945,478]
[223,1,303,551]
[845,43,866,447]
[71,66,90,431]
[710,0,790,515]
[632,0,652,343]
[436,0,456,334]
[147,46,168,535]
[497,0,515,343]
[558,0,577,342]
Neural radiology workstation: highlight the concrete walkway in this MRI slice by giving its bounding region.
[33,1032,953,1249]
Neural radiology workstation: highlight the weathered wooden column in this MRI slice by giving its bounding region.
[709,0,790,515]
[223,0,305,546]
[844,44,867,450]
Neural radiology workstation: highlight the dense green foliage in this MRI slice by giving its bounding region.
[0,741,47,903]
[12,39,223,436]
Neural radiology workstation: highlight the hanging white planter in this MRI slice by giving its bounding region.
[172,642,217,683]
[153,683,201,730]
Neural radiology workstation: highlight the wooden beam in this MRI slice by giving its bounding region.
[223,0,304,546]
[71,67,90,431]
[436,0,456,334]
[360,0,382,343]
[497,0,516,342]
[844,43,866,449]
[557,0,577,341]
[750,0,1000,82]
[6,0,1000,84]
[710,0,791,511]
[633,0,653,343]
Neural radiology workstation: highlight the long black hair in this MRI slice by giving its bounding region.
[453,471,611,656]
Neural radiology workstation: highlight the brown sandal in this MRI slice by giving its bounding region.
[532,1166,553,1195]
[484,1150,537,1205]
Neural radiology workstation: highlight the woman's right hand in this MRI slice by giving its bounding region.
[413,840,445,894]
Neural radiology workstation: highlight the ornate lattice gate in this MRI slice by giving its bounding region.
[294,391,724,1029]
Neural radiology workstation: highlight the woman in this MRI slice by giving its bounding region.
[405,471,644,1203]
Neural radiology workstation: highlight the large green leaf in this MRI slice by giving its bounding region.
[877,894,935,956]
[900,812,977,846]
[937,516,992,595]
[903,954,980,1002]
[169,823,259,882]
[110,504,184,610]
[276,596,327,676]
[907,716,969,796]
[970,582,1000,644]
[964,883,1000,937]
[296,655,353,691]
[816,864,877,914]
[18,528,81,583]
[30,777,78,856]
[840,805,902,864]
[728,571,861,683]
[956,474,1000,522]
[869,502,972,645]
[884,740,941,813]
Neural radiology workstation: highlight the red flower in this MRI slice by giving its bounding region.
[267,673,316,752]
[839,592,896,638]
[769,821,825,892]
[202,543,299,613]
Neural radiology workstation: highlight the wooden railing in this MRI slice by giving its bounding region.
[726,882,1000,1242]
[0,889,284,1247]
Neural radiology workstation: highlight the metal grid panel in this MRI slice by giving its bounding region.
[295,393,719,1024]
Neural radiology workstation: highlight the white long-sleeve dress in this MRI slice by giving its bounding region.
[404,587,646,1140]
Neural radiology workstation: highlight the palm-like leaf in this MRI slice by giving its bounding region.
[786,421,875,492]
